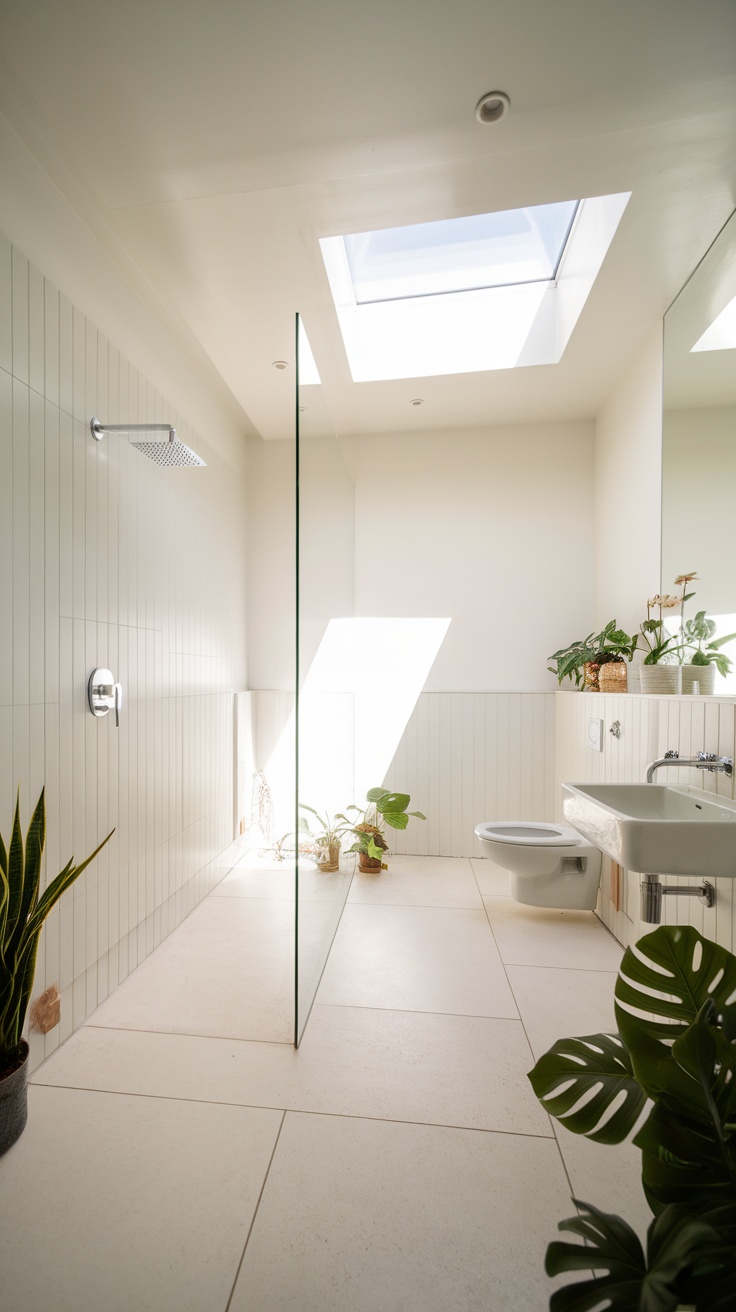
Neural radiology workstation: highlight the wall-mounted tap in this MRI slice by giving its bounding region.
[645,749,733,784]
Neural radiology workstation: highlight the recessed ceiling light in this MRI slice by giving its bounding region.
[272,360,288,370]
[410,398,424,406]
[475,91,510,125]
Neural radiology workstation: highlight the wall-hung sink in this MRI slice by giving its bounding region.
[562,782,736,878]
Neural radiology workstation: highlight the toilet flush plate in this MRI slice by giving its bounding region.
[587,718,604,752]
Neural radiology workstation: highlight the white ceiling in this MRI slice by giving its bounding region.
[1,0,735,441]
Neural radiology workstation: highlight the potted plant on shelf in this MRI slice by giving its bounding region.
[636,589,684,693]
[0,788,113,1155]
[298,805,355,872]
[347,788,426,873]
[528,924,736,1310]
[547,621,637,691]
[674,572,736,694]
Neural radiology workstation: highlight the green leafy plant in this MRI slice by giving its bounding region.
[548,621,637,687]
[680,611,736,676]
[637,572,736,673]
[1,789,113,1074]
[347,788,426,866]
[298,805,354,850]
[528,925,736,1310]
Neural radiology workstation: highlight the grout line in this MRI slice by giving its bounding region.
[224,1110,287,1312]
[85,1022,295,1047]
[30,1081,556,1142]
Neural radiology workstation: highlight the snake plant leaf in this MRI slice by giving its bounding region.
[528,1033,647,1144]
[546,1201,716,1312]
[614,926,736,1101]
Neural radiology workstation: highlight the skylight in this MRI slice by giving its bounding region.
[343,201,580,304]
[320,192,631,382]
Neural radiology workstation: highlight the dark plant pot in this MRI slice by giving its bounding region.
[0,1040,30,1156]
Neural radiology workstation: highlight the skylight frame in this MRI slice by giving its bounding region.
[319,191,631,382]
[341,200,582,307]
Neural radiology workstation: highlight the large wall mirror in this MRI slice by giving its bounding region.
[662,208,736,692]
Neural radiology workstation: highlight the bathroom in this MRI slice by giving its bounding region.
[1,2,736,1308]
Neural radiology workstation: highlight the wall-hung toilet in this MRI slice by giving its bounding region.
[474,821,602,911]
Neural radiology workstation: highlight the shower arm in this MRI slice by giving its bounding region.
[90,417,177,442]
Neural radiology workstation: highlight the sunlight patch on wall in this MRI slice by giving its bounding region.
[300,617,451,806]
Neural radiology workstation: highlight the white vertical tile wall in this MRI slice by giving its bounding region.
[1,236,248,1072]
[554,691,736,953]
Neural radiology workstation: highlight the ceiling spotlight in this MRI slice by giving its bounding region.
[475,91,510,125]
[410,398,425,407]
[272,360,288,370]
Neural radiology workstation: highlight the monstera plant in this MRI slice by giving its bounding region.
[528,925,736,1311]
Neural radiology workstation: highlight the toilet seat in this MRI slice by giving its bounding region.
[474,821,582,847]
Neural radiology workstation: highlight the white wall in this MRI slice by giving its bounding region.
[662,405,736,613]
[1,234,248,1073]
[594,330,663,636]
[348,422,596,692]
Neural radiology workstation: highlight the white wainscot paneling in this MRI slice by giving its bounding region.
[383,692,555,859]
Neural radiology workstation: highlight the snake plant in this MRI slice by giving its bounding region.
[0,788,113,1073]
[528,925,736,1310]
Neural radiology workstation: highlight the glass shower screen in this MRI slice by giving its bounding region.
[294,315,356,1044]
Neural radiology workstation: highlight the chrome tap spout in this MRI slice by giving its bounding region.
[646,750,734,784]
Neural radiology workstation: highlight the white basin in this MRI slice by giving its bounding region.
[562,782,736,878]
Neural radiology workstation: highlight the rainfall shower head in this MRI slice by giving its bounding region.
[89,418,206,467]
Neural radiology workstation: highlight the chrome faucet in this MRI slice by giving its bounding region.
[646,749,734,784]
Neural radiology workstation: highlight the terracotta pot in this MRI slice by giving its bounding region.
[0,1040,29,1156]
[355,826,388,873]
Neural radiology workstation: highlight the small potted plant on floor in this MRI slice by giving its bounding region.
[298,805,355,871]
[0,788,113,1155]
[347,788,426,873]
[547,621,637,691]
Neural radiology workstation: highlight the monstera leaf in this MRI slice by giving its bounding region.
[528,1032,647,1144]
[615,925,736,1101]
[546,1201,717,1312]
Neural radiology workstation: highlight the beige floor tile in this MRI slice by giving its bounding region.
[470,858,512,896]
[317,904,519,1017]
[229,1112,572,1312]
[0,1085,282,1312]
[36,1004,551,1136]
[505,963,620,1059]
[552,1123,653,1240]
[483,896,624,970]
[349,855,482,907]
[90,895,296,1043]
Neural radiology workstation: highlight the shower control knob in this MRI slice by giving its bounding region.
[88,668,122,727]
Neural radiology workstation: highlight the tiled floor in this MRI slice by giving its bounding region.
[2,855,651,1311]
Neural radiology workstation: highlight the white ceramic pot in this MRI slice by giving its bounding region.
[639,665,682,695]
[681,663,716,695]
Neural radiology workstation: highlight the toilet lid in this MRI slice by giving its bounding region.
[475,821,580,847]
